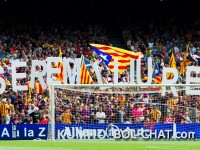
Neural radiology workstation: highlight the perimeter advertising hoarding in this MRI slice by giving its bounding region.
[0,124,199,140]
[0,124,47,140]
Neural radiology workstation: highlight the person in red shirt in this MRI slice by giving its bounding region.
[40,115,48,124]
[164,113,174,123]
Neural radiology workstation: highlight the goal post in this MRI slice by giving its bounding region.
[49,84,55,141]
[48,84,200,140]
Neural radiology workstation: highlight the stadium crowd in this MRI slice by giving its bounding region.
[0,16,200,125]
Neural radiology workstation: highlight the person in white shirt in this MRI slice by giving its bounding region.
[10,54,20,63]
[190,44,197,54]
[174,45,179,54]
[148,39,154,49]
[143,93,149,103]
[27,104,35,115]
[130,42,135,51]
[122,71,130,83]
[103,73,112,83]
[96,107,106,123]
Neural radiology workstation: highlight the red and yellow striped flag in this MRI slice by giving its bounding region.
[143,76,162,84]
[55,47,64,83]
[5,78,11,85]
[35,82,44,94]
[25,81,32,98]
[167,52,176,79]
[80,58,94,84]
[179,45,189,74]
[58,47,62,57]
[90,44,139,73]
[152,76,162,84]
[55,62,64,83]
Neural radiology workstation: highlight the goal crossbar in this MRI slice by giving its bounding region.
[51,84,200,88]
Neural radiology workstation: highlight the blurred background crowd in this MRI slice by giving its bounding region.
[0,0,200,125]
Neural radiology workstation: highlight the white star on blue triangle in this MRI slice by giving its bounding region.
[93,47,112,66]
[152,62,160,78]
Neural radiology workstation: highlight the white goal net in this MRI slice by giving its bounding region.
[48,84,200,140]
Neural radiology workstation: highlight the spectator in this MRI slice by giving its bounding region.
[116,106,126,123]
[150,105,161,123]
[11,114,20,124]
[131,104,142,121]
[0,98,10,124]
[29,107,41,124]
[163,113,174,123]
[174,109,184,124]
[183,112,192,123]
[96,107,106,123]
[40,115,49,124]
[189,106,199,123]
[74,115,86,124]
[105,105,113,123]
[124,117,132,124]
[23,115,33,124]
[81,106,90,123]
[62,108,72,124]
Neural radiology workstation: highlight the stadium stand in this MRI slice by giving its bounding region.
[0,0,200,125]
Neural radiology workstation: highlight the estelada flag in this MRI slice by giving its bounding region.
[90,44,140,73]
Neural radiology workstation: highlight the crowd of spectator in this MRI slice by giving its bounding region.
[53,88,200,124]
[0,16,200,125]
[0,22,111,124]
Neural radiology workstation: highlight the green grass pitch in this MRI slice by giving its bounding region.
[0,140,199,150]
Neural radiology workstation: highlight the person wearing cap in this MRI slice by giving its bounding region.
[0,98,10,124]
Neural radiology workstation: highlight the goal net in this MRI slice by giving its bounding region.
[48,84,200,140]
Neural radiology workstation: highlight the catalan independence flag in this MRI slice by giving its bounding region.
[80,57,94,84]
[25,81,32,98]
[167,52,176,79]
[142,62,162,84]
[179,45,188,74]
[35,82,44,94]
[152,62,162,84]
[90,44,139,73]
[84,57,92,69]
[55,47,64,83]
[55,61,64,83]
